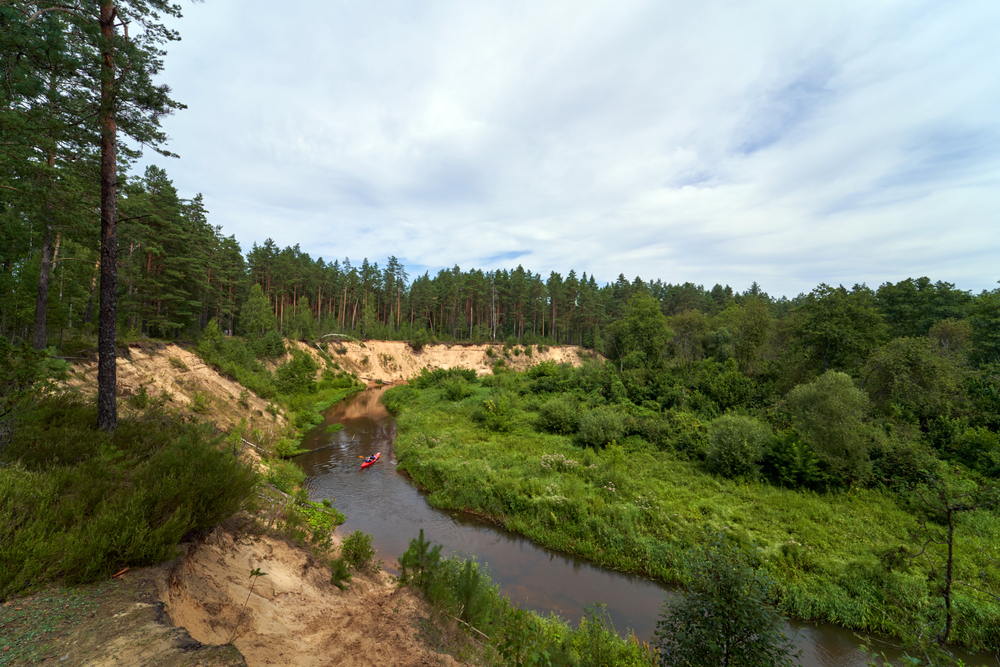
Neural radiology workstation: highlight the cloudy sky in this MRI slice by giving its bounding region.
[138,0,1000,299]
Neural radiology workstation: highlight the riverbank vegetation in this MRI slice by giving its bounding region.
[384,290,1000,654]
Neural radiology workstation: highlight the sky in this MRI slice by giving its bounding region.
[136,0,1000,299]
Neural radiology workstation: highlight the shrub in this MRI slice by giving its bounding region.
[0,397,259,599]
[705,414,772,479]
[409,328,430,351]
[341,530,377,571]
[274,438,307,459]
[442,377,473,401]
[472,392,515,433]
[190,391,212,414]
[254,329,287,358]
[411,367,477,389]
[575,406,625,449]
[536,395,580,435]
[761,433,828,490]
[274,349,319,395]
[266,459,306,494]
[947,426,1000,474]
[398,529,443,590]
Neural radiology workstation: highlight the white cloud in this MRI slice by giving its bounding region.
[138,0,1000,298]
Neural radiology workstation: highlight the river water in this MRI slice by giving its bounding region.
[299,387,996,667]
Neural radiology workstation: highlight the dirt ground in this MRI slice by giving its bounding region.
[63,341,293,437]
[153,522,461,667]
[313,339,592,385]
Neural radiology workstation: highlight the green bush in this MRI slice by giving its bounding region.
[253,329,287,358]
[411,366,477,389]
[190,391,212,414]
[0,397,259,599]
[536,394,580,435]
[762,433,828,490]
[947,426,1000,474]
[274,349,319,395]
[275,437,307,458]
[471,392,515,433]
[442,377,473,401]
[266,459,306,494]
[409,328,430,351]
[705,414,772,479]
[576,406,625,449]
[341,530,377,571]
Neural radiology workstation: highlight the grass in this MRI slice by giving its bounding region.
[0,583,107,665]
[387,383,1000,651]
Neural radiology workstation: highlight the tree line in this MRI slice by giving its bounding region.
[4,0,1000,435]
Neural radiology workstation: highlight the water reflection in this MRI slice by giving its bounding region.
[299,388,997,667]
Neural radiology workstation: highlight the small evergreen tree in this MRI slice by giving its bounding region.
[654,533,799,667]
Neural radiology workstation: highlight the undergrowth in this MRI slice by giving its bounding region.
[0,396,259,601]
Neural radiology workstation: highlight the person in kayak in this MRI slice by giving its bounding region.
[363,454,377,463]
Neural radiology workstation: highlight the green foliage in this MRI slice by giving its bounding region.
[570,604,655,667]
[286,296,316,341]
[945,426,1000,475]
[786,371,874,486]
[167,356,189,371]
[608,292,672,369]
[762,433,827,490]
[576,406,625,449]
[274,349,319,395]
[442,377,473,401]
[654,533,799,667]
[705,414,772,479]
[409,328,430,351]
[398,529,443,590]
[472,391,515,433]
[536,394,580,435]
[329,556,352,590]
[341,530,377,571]
[240,283,277,338]
[0,397,259,599]
[795,283,888,372]
[381,384,420,415]
[254,329,287,359]
[265,459,306,494]
[274,437,307,459]
[197,318,224,357]
[0,342,65,453]
[861,337,962,422]
[190,391,211,414]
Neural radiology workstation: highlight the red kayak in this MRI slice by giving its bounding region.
[361,452,381,469]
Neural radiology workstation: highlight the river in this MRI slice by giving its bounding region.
[299,387,996,667]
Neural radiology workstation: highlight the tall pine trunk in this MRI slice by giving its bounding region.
[97,0,118,432]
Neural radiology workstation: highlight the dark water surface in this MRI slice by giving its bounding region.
[300,388,997,667]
